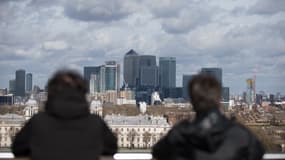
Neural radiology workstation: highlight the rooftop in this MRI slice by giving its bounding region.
[105,115,169,126]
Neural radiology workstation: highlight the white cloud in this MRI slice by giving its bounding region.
[42,40,68,50]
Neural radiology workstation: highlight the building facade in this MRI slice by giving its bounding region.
[0,114,25,148]
[0,95,14,105]
[105,115,170,149]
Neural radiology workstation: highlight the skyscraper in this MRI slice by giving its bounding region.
[139,66,158,87]
[15,69,26,97]
[246,78,255,106]
[159,57,176,89]
[139,55,158,88]
[83,66,101,92]
[123,49,140,89]
[9,80,16,94]
[182,74,194,100]
[85,61,120,93]
[89,74,98,95]
[222,87,230,102]
[26,73,33,93]
[201,68,222,86]
[105,61,120,91]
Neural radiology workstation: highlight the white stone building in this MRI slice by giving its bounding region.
[90,100,103,116]
[105,115,170,149]
[0,114,25,148]
[24,95,39,120]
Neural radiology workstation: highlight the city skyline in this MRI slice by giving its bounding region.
[3,55,285,96]
[0,0,284,94]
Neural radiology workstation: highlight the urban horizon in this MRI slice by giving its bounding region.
[2,49,284,96]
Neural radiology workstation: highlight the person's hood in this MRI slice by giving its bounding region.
[169,108,232,154]
[45,88,90,119]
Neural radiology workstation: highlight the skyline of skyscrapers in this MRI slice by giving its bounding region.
[15,69,26,97]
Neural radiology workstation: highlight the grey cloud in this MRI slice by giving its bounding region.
[0,0,21,4]
[159,4,218,34]
[28,0,62,7]
[249,0,285,15]
[64,0,132,22]
[147,0,189,18]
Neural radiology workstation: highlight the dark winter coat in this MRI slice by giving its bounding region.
[12,90,117,160]
[152,108,265,160]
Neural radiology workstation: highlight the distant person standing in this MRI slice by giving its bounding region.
[152,74,264,160]
[12,70,117,160]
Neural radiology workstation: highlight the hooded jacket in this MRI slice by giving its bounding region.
[152,108,265,160]
[12,89,117,160]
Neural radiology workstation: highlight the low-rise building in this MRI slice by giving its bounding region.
[24,95,39,120]
[90,100,103,116]
[105,115,170,149]
[0,114,25,147]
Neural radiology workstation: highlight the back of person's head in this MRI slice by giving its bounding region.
[188,74,222,113]
[46,70,89,118]
[47,70,87,100]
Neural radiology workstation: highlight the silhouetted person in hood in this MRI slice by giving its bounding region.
[12,70,117,160]
[152,74,264,160]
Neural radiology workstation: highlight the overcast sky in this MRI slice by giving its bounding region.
[0,0,284,94]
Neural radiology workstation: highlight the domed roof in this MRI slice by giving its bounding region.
[125,49,138,56]
[25,95,38,106]
[90,100,102,108]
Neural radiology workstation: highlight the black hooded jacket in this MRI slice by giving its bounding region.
[12,90,117,160]
[152,108,265,160]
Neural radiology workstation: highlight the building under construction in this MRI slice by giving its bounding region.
[246,78,256,108]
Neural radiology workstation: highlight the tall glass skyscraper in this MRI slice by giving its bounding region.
[182,74,194,100]
[123,49,140,89]
[26,73,33,93]
[85,61,120,93]
[9,79,15,94]
[105,61,120,91]
[159,57,176,89]
[83,66,101,92]
[15,69,26,97]
[201,68,222,86]
[139,55,158,88]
